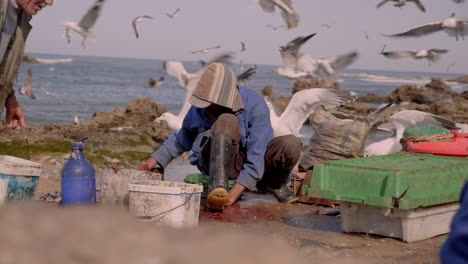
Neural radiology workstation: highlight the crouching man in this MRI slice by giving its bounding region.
[138,63,301,210]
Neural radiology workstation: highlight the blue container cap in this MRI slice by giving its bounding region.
[71,138,89,150]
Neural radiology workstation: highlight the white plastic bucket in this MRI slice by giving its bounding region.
[128,180,203,228]
[0,155,42,201]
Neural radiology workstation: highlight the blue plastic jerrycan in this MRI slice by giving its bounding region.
[61,138,96,204]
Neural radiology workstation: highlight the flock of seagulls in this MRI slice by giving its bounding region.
[18,0,467,159]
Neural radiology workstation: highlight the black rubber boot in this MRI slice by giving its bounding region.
[267,185,299,204]
[207,134,232,210]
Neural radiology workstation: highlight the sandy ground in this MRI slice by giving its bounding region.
[23,154,446,264]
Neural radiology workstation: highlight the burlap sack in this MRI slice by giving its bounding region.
[300,106,370,170]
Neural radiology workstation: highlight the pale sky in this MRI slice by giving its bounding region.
[26,0,468,74]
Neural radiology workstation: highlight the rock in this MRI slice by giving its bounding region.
[390,78,453,104]
[260,85,275,99]
[447,75,468,83]
[292,76,339,94]
[358,93,390,104]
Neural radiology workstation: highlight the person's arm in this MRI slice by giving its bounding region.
[5,92,26,130]
[235,100,274,191]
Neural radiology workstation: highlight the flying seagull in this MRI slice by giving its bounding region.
[266,24,287,31]
[19,68,36,100]
[380,45,448,63]
[145,77,164,88]
[166,8,181,19]
[191,45,222,54]
[264,88,358,138]
[131,15,153,39]
[275,33,317,79]
[315,51,359,80]
[377,0,426,12]
[240,41,246,52]
[61,0,106,48]
[386,13,468,41]
[237,65,257,86]
[257,0,300,29]
[364,110,458,156]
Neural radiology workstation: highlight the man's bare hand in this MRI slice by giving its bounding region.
[5,95,26,131]
[226,183,246,206]
[137,157,158,171]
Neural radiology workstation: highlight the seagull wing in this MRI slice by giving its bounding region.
[452,0,465,3]
[263,96,281,126]
[330,51,359,71]
[388,21,443,38]
[376,0,391,8]
[78,0,106,31]
[278,88,357,137]
[237,65,257,82]
[257,0,276,13]
[411,0,426,12]
[428,49,448,54]
[381,50,417,59]
[240,41,246,51]
[389,110,458,130]
[280,33,316,71]
[275,0,299,29]
[171,8,180,16]
[132,16,152,38]
[163,61,193,87]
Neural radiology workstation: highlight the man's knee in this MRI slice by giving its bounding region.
[211,113,241,141]
[266,134,302,168]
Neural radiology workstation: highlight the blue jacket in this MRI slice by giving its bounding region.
[152,85,274,190]
[441,181,468,264]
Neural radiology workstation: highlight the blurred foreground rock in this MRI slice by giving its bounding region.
[0,203,305,264]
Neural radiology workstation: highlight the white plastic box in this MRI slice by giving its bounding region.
[340,201,460,242]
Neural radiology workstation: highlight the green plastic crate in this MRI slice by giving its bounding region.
[304,153,468,210]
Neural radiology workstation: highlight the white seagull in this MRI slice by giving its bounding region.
[163,61,197,88]
[257,0,299,29]
[74,115,80,125]
[275,33,317,79]
[19,68,36,100]
[191,45,222,54]
[377,0,426,12]
[266,24,287,31]
[131,15,153,39]
[165,8,181,19]
[315,51,359,80]
[364,110,458,156]
[61,0,106,48]
[264,88,358,138]
[386,13,468,41]
[381,45,448,63]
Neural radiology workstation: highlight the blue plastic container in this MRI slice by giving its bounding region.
[61,138,96,204]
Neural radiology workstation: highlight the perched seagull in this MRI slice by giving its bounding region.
[165,8,180,19]
[61,0,106,48]
[240,41,246,52]
[191,45,222,54]
[264,88,358,138]
[41,88,59,96]
[237,65,257,86]
[315,51,359,80]
[377,0,426,12]
[74,115,80,125]
[266,24,286,31]
[380,45,448,63]
[145,77,164,88]
[364,110,458,156]
[257,0,299,29]
[275,33,317,79]
[19,69,36,100]
[131,15,152,39]
[386,13,468,41]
